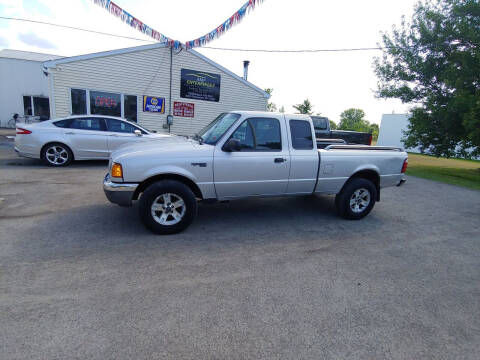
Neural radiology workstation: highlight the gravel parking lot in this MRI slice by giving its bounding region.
[1,130,480,359]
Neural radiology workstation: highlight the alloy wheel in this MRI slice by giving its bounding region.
[151,193,186,225]
[349,188,371,213]
[45,145,69,165]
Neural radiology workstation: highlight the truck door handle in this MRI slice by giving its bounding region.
[64,132,75,135]
[274,158,286,163]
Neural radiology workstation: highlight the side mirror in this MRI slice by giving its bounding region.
[223,138,241,152]
[151,130,157,133]
[134,129,142,137]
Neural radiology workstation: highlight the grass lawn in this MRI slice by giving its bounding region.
[406,153,480,190]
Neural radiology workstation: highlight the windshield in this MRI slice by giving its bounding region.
[197,113,241,145]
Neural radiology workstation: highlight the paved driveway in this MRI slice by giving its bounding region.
[1,134,479,359]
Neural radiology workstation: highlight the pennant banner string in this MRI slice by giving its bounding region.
[92,0,265,49]
[186,0,265,49]
[92,0,181,49]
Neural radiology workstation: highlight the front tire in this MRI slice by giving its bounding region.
[139,180,197,235]
[41,143,73,167]
[335,178,377,220]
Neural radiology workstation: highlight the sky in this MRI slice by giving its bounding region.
[0,0,418,124]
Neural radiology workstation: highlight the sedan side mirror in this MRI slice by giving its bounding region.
[223,138,242,152]
[134,129,142,137]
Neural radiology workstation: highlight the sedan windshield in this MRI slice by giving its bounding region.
[197,113,241,145]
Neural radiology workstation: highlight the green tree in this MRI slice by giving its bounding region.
[279,106,285,113]
[329,120,337,130]
[338,108,379,139]
[338,109,371,132]
[293,99,313,114]
[370,123,379,141]
[264,88,277,112]
[374,0,480,157]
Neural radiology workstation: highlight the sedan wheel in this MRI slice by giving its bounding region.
[42,143,73,166]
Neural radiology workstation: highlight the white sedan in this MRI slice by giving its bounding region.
[14,115,169,166]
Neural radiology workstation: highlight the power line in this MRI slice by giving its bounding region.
[4,16,463,54]
[202,46,384,52]
[0,16,385,53]
[0,16,155,43]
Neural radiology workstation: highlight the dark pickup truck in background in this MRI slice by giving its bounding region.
[311,116,372,147]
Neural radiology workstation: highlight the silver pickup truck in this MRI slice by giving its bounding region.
[104,111,407,234]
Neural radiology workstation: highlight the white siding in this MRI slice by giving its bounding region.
[0,58,50,127]
[50,46,267,135]
[377,114,411,148]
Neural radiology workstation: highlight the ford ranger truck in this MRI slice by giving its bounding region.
[104,111,407,234]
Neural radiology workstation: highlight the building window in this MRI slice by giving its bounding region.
[23,95,50,119]
[33,97,50,120]
[124,95,137,122]
[90,90,121,117]
[70,89,138,121]
[23,96,33,116]
[71,89,87,115]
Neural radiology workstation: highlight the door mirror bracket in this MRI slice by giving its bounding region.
[222,138,241,152]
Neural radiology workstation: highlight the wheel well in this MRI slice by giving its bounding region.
[346,170,380,200]
[133,174,203,200]
[40,142,74,160]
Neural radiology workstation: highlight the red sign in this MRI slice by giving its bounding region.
[95,96,117,108]
[173,101,194,118]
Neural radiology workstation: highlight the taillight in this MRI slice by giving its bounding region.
[16,128,32,135]
[368,134,372,146]
[401,159,408,173]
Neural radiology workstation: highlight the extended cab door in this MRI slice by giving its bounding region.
[213,115,290,199]
[286,116,319,194]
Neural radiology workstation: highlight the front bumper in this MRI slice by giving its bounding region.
[103,174,138,207]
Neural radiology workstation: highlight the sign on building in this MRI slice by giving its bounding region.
[143,96,165,113]
[180,68,220,102]
[173,101,194,117]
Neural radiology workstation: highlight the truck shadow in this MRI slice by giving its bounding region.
[5,195,353,262]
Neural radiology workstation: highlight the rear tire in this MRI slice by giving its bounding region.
[41,143,73,167]
[335,178,377,220]
[139,180,197,235]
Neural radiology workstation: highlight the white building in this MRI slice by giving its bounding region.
[0,49,62,127]
[376,114,416,150]
[43,43,269,135]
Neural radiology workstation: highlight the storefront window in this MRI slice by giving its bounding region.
[71,89,87,115]
[90,90,121,117]
[23,96,32,116]
[124,95,137,122]
[33,97,50,120]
